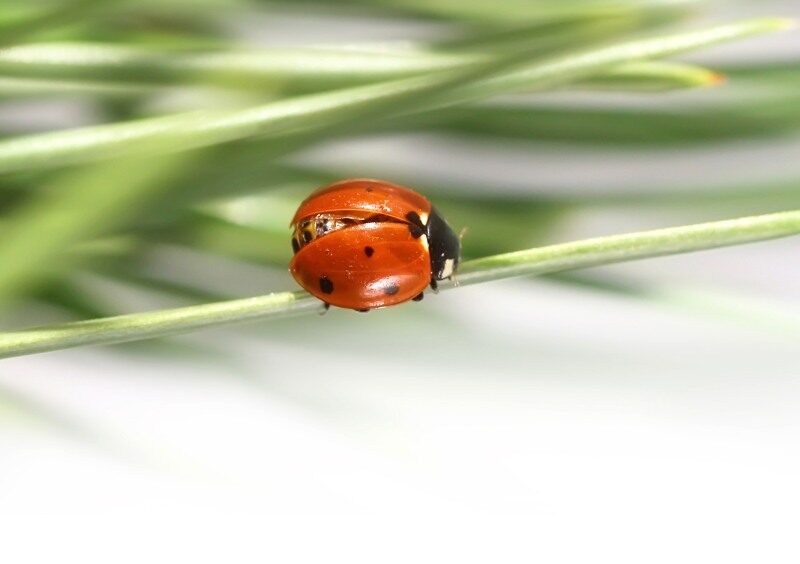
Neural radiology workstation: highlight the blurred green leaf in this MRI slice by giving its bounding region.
[0,18,785,175]
[0,150,191,308]
[0,44,723,96]
[14,13,649,91]
[0,0,109,44]
[0,76,158,100]
[575,61,725,91]
[430,73,800,147]
[0,42,472,91]
[280,0,697,25]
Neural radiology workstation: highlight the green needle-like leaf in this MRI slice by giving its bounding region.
[0,76,158,99]
[455,210,800,284]
[0,18,699,93]
[575,61,726,91]
[0,42,473,88]
[1,209,798,359]
[0,151,191,307]
[0,0,108,44]
[281,0,697,25]
[0,18,785,175]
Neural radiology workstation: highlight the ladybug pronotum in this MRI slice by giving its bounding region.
[289,179,461,311]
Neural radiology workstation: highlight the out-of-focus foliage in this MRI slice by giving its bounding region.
[0,0,795,349]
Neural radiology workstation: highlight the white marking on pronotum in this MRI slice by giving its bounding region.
[418,211,429,226]
[440,258,455,279]
[419,234,429,253]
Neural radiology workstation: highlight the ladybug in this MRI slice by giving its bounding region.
[289,179,461,311]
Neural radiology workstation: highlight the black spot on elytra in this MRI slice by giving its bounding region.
[291,238,300,254]
[365,186,374,192]
[412,292,424,302]
[319,276,334,294]
[408,224,424,238]
[383,283,400,296]
[364,246,374,257]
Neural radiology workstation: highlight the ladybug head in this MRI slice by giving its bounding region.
[426,207,461,282]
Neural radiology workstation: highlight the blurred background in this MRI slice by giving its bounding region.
[0,0,799,559]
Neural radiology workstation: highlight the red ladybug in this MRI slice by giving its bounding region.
[289,179,461,311]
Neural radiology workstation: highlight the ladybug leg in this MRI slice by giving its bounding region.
[430,278,439,293]
[356,308,370,313]
[412,292,424,302]
[319,302,330,315]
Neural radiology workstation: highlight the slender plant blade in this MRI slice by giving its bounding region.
[279,0,698,25]
[574,61,725,91]
[0,13,679,92]
[0,150,191,308]
[0,18,785,175]
[0,0,109,44]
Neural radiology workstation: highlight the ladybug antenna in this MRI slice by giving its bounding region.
[459,226,468,241]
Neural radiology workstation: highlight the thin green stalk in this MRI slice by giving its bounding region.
[0,18,785,175]
[0,150,193,307]
[0,24,705,93]
[0,62,722,106]
[427,91,800,147]
[1,209,798,359]
[456,210,800,284]
[0,76,158,99]
[280,0,697,25]
[0,0,109,44]
[0,42,473,88]
[575,61,725,91]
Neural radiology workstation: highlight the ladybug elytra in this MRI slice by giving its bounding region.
[289,179,461,311]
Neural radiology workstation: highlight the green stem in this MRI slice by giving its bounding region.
[0,0,108,44]
[456,210,800,284]
[0,44,717,93]
[0,18,785,175]
[1,209,798,359]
